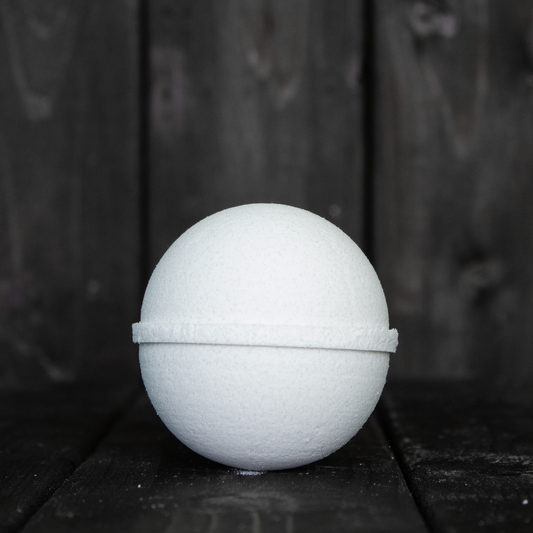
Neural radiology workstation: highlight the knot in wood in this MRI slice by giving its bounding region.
[408,2,457,39]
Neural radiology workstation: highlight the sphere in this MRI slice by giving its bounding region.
[133,204,397,470]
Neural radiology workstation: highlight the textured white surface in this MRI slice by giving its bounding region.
[134,323,396,352]
[140,344,390,471]
[134,203,397,470]
[134,203,397,351]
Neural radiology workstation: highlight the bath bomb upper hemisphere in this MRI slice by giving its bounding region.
[133,203,397,352]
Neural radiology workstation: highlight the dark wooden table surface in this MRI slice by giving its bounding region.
[1,380,532,533]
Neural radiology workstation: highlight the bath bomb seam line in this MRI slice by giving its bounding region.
[133,322,398,352]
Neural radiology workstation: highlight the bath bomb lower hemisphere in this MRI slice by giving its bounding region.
[133,203,397,470]
[140,344,389,471]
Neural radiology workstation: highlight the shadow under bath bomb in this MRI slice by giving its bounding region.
[133,203,398,471]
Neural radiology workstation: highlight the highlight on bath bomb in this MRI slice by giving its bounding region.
[133,203,398,471]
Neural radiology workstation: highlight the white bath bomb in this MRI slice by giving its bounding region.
[133,203,397,471]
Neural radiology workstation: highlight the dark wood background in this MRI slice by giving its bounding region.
[2,2,533,532]
[2,0,532,393]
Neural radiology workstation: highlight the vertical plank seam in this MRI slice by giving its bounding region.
[138,0,151,291]
[378,398,436,533]
[362,0,375,263]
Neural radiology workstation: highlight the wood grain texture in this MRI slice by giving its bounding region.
[0,383,137,533]
[21,392,428,533]
[374,0,533,387]
[0,1,141,387]
[148,0,367,267]
[381,381,533,533]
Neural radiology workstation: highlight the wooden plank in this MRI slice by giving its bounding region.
[0,383,138,533]
[306,1,367,248]
[381,381,533,533]
[21,391,428,533]
[148,0,367,267]
[0,1,140,386]
[374,0,533,386]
